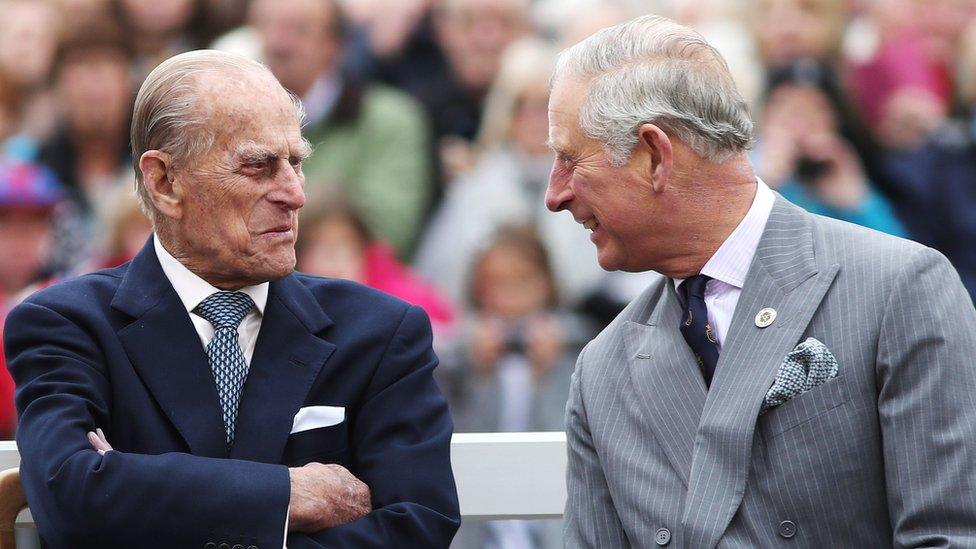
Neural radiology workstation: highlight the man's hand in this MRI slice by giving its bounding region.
[87,428,113,455]
[288,462,372,533]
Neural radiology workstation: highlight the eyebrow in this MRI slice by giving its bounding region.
[235,140,313,163]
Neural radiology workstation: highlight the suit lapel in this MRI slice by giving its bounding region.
[229,274,336,463]
[624,280,706,487]
[113,238,229,458]
[683,197,839,548]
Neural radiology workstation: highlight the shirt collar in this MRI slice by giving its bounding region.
[153,235,268,316]
[675,178,776,291]
[699,178,775,289]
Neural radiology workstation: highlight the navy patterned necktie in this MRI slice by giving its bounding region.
[194,291,255,445]
[680,274,719,388]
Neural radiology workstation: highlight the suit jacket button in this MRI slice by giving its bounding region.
[655,527,671,546]
[246,546,259,549]
[232,545,245,549]
[778,520,797,538]
[218,544,230,549]
[204,544,217,549]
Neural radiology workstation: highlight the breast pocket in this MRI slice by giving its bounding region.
[283,421,350,466]
[759,374,851,442]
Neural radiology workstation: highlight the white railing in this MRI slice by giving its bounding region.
[0,432,567,527]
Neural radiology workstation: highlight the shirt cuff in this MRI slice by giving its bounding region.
[283,504,289,549]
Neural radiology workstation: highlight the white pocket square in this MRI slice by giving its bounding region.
[291,405,345,434]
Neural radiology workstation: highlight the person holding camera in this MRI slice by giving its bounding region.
[756,81,906,235]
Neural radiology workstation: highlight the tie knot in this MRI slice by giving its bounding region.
[194,291,254,330]
[683,274,711,300]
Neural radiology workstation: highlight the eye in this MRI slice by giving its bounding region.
[240,161,269,176]
[288,156,303,170]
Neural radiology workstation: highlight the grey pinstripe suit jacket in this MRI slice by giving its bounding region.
[565,196,976,548]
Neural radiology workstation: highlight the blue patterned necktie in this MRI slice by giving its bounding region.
[679,274,719,388]
[194,291,255,445]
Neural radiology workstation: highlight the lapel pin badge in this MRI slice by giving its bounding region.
[755,307,777,328]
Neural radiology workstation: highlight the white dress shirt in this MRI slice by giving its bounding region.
[153,237,290,547]
[674,179,775,350]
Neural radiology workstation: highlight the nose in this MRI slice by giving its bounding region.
[545,163,572,212]
[270,160,306,210]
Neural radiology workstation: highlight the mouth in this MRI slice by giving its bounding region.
[259,225,295,239]
[580,218,599,232]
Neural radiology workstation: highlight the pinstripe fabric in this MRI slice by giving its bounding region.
[564,195,976,548]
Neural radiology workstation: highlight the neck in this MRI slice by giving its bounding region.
[156,231,253,291]
[658,155,757,279]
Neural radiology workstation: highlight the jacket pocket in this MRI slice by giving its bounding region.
[759,374,851,441]
[283,421,349,465]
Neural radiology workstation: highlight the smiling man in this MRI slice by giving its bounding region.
[549,16,976,548]
[4,50,459,548]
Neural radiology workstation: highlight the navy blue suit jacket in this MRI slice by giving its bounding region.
[4,239,460,548]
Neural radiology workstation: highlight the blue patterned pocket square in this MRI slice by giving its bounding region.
[760,337,839,414]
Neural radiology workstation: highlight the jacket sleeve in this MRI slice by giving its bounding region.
[287,305,460,548]
[563,344,630,548]
[5,300,291,549]
[877,246,976,547]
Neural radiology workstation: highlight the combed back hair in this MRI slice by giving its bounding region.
[552,15,753,165]
[130,50,306,224]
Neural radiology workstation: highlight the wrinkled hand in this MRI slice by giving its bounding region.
[87,428,113,455]
[288,462,372,533]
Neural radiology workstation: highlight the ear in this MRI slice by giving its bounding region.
[139,150,184,221]
[636,123,672,193]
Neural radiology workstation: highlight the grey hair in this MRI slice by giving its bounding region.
[130,49,306,224]
[552,15,753,165]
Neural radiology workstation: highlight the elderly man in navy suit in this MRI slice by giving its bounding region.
[4,50,459,548]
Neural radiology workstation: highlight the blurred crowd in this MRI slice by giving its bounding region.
[0,0,975,544]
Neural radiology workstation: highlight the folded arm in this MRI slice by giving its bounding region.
[6,300,291,548]
[287,305,460,548]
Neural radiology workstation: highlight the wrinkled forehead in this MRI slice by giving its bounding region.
[196,71,304,150]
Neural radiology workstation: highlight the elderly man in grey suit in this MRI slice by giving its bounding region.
[546,15,976,548]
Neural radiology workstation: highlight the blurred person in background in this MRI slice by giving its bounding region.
[0,160,64,439]
[0,73,23,157]
[755,78,906,235]
[115,0,203,80]
[95,185,153,269]
[416,38,605,311]
[846,0,974,151]
[250,0,433,259]
[877,17,976,300]
[423,0,531,181]
[441,226,585,549]
[38,22,135,273]
[296,194,455,337]
[0,0,62,158]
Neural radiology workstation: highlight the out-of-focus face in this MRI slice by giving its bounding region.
[436,0,529,92]
[57,51,132,137]
[163,73,310,288]
[763,84,837,138]
[545,77,663,273]
[510,81,551,158]
[250,0,340,97]
[120,0,196,35]
[0,1,60,87]
[0,208,54,294]
[755,0,842,65]
[297,215,367,282]
[474,245,551,318]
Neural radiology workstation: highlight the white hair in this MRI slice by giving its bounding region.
[130,49,306,224]
[552,15,753,165]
